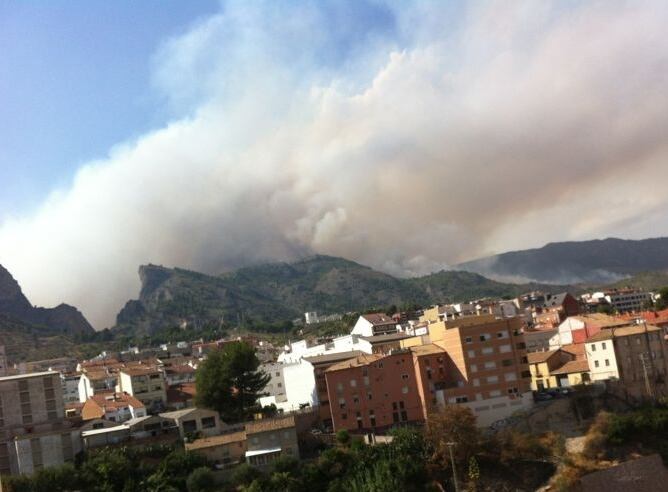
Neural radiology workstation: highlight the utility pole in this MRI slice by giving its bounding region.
[639,353,654,400]
[446,441,460,492]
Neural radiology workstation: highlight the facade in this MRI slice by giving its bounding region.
[556,314,629,346]
[185,430,247,466]
[81,392,146,422]
[596,289,654,313]
[523,328,559,353]
[584,338,620,381]
[259,360,317,413]
[118,367,167,408]
[350,313,397,337]
[159,407,223,439]
[586,324,668,398]
[245,415,299,467]
[60,372,81,404]
[78,370,117,402]
[0,371,82,476]
[278,334,372,364]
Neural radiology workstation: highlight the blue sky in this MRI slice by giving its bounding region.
[0,0,220,217]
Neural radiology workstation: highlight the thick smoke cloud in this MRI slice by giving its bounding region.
[2,0,668,328]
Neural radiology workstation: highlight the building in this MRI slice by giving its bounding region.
[304,312,319,325]
[556,314,629,346]
[585,323,668,398]
[351,313,397,337]
[164,365,196,386]
[278,334,372,364]
[0,345,7,377]
[81,392,146,423]
[587,289,654,313]
[360,332,413,355]
[185,430,247,467]
[245,415,299,467]
[78,370,117,402]
[166,383,196,410]
[523,328,559,353]
[118,367,167,409]
[60,372,81,404]
[584,337,619,381]
[159,407,223,439]
[259,360,317,413]
[0,371,82,475]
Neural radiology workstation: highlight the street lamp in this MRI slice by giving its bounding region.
[446,441,459,492]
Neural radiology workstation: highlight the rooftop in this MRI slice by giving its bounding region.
[586,323,662,342]
[410,343,446,356]
[326,353,386,372]
[550,359,590,375]
[360,332,410,344]
[186,430,247,450]
[361,313,395,325]
[527,350,559,364]
[245,415,296,434]
[303,350,366,366]
[89,392,145,410]
[0,371,58,382]
[121,366,161,376]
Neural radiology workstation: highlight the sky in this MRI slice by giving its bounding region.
[1,0,668,329]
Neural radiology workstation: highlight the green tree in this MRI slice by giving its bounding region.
[195,341,270,422]
[335,429,351,447]
[186,467,216,492]
[655,286,668,310]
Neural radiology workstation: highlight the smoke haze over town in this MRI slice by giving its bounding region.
[2,0,668,328]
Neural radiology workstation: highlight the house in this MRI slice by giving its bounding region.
[81,424,130,449]
[523,328,559,352]
[351,313,397,337]
[164,365,196,386]
[585,323,668,398]
[359,332,413,355]
[81,392,146,423]
[245,415,299,467]
[159,407,223,439]
[584,337,619,381]
[278,334,372,364]
[166,383,197,410]
[78,370,117,402]
[527,348,590,390]
[556,314,630,346]
[185,430,247,467]
[259,360,317,413]
[118,367,167,409]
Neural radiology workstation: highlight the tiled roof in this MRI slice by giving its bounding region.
[361,313,395,325]
[527,350,559,364]
[410,344,446,356]
[121,366,161,376]
[550,359,590,375]
[561,343,586,360]
[186,430,247,450]
[326,353,385,372]
[303,350,366,365]
[89,392,145,410]
[245,415,295,434]
[570,313,630,328]
[586,324,662,342]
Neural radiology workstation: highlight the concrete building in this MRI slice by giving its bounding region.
[118,367,167,409]
[78,370,117,402]
[586,323,668,398]
[278,334,372,364]
[245,415,299,467]
[586,289,654,313]
[584,337,619,381]
[60,372,81,404]
[259,360,317,413]
[0,371,82,475]
[556,314,629,346]
[185,430,247,467]
[159,407,223,439]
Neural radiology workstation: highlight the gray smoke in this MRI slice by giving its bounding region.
[2,0,668,328]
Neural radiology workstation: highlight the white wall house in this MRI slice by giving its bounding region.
[350,314,397,337]
[278,334,372,364]
[260,360,318,412]
[585,339,619,381]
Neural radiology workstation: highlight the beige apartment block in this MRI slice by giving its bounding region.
[118,367,167,408]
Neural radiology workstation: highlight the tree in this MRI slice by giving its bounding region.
[655,286,668,310]
[186,467,216,492]
[426,405,481,470]
[195,341,270,422]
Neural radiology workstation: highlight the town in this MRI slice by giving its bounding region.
[0,286,666,491]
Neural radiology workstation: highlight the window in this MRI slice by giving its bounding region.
[487,376,498,384]
[183,420,197,433]
[516,342,526,349]
[489,390,501,397]
[201,417,216,429]
[482,347,494,355]
[339,398,346,409]
[501,359,513,367]
[605,359,610,367]
[465,336,473,344]
[402,386,409,394]
[468,350,476,358]
[480,334,491,341]
[400,410,408,421]
[353,397,359,404]
[367,392,373,400]
[470,364,477,373]
[601,342,606,350]
[393,412,400,423]
[401,374,409,380]
[497,331,509,339]
[594,360,600,368]
[370,417,376,427]
[341,413,347,420]
[473,378,480,387]
[455,396,468,403]
[499,344,512,353]
[275,372,280,377]
[591,344,596,352]
[336,383,343,391]
[350,379,357,388]
[484,361,496,369]
[504,373,517,382]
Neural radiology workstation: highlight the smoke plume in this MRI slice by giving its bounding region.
[2,0,668,327]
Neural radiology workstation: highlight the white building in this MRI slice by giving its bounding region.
[590,290,654,313]
[350,313,398,337]
[584,338,619,381]
[260,360,318,412]
[61,373,81,403]
[278,334,372,364]
[304,312,319,325]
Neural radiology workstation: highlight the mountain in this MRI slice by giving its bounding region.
[114,256,570,336]
[0,264,94,337]
[455,237,668,284]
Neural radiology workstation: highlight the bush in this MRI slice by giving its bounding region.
[336,429,351,447]
[186,467,215,492]
[232,463,264,486]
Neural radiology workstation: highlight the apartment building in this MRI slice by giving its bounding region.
[118,367,167,408]
[278,333,372,364]
[0,371,82,475]
[259,360,317,413]
[584,337,619,381]
[60,372,81,403]
[556,313,629,346]
[586,324,668,398]
[424,315,534,425]
[78,370,117,402]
